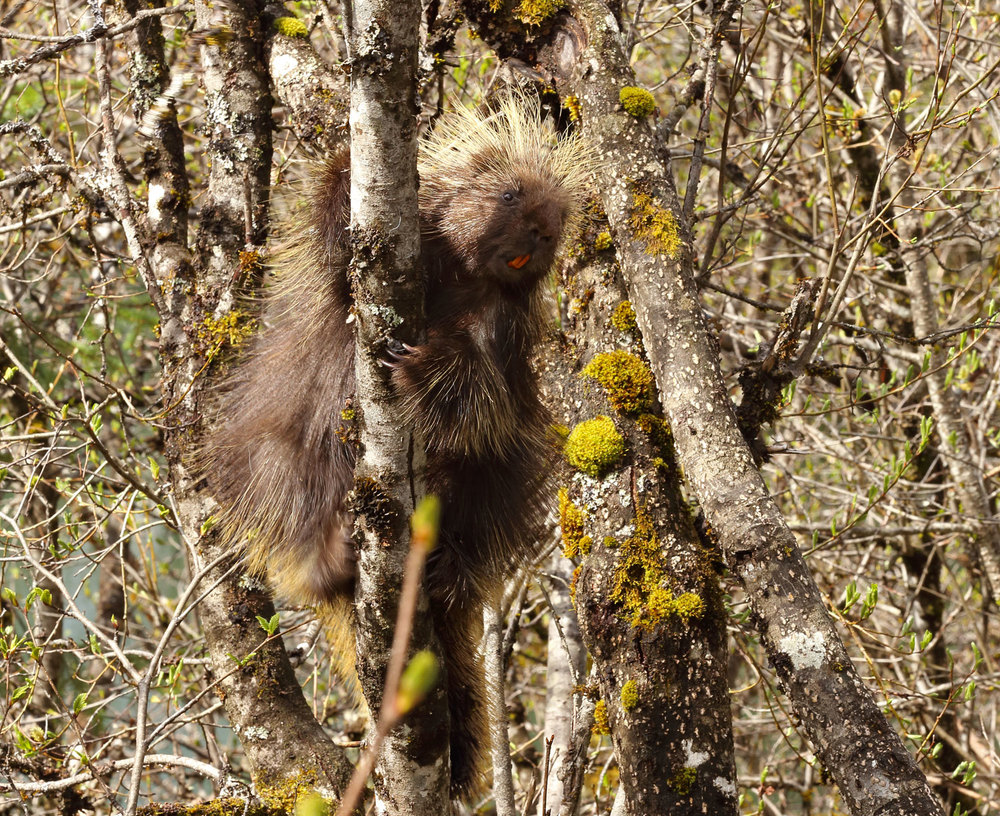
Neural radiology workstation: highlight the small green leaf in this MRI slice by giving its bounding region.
[256,613,280,636]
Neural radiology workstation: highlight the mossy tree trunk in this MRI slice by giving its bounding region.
[548,243,737,815]
[461,0,947,813]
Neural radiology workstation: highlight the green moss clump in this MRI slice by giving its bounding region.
[582,351,655,415]
[610,300,638,333]
[274,16,309,37]
[592,699,610,735]
[630,190,681,257]
[594,230,613,251]
[669,766,697,795]
[256,769,324,814]
[671,592,705,620]
[619,86,656,117]
[514,0,566,25]
[559,488,591,558]
[564,416,625,478]
[620,679,639,712]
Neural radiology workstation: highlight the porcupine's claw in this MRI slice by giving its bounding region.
[381,339,416,369]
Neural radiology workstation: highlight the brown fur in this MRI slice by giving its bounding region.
[204,98,590,797]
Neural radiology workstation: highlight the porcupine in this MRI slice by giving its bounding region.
[205,95,590,796]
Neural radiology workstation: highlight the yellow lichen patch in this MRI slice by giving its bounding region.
[196,310,256,360]
[620,679,639,712]
[610,300,637,332]
[629,190,681,257]
[239,248,264,280]
[594,230,613,251]
[582,350,654,415]
[610,504,704,631]
[564,416,625,478]
[559,488,591,558]
[514,0,566,25]
[619,86,656,117]
[592,699,610,735]
[564,94,582,122]
[274,16,309,37]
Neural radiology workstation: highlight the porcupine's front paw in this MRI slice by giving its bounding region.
[381,337,417,369]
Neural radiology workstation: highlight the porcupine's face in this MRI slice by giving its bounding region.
[482,173,569,285]
[441,165,572,287]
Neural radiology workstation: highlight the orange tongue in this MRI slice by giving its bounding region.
[507,254,531,269]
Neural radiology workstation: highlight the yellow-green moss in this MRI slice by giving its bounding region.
[610,300,637,332]
[197,309,256,360]
[609,504,705,630]
[669,766,697,795]
[514,0,566,25]
[594,230,613,251]
[637,413,671,448]
[559,488,591,558]
[630,190,681,257]
[564,416,625,478]
[564,94,582,122]
[582,351,654,415]
[619,86,656,117]
[137,798,274,816]
[592,699,610,735]
[620,679,638,712]
[671,592,705,620]
[256,769,326,814]
[274,16,309,38]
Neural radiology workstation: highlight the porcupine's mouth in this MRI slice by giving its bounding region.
[507,254,532,270]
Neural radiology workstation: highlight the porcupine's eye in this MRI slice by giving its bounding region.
[502,191,517,204]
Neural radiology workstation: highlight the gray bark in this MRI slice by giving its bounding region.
[345,0,450,811]
[539,549,587,816]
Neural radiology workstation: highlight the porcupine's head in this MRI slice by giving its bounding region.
[418,93,592,287]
